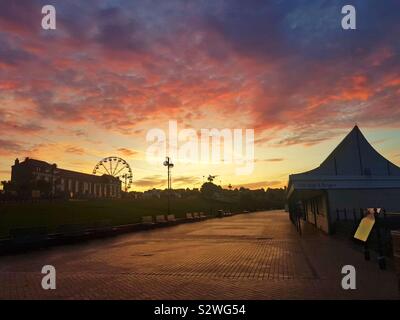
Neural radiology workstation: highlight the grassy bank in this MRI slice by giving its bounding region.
[0,197,240,238]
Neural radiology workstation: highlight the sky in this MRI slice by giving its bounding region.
[0,0,399,191]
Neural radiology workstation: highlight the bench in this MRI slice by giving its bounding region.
[142,216,154,225]
[155,215,167,223]
[186,213,194,219]
[167,214,176,222]
[10,227,48,245]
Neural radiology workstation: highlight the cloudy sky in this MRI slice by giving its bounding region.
[0,0,399,191]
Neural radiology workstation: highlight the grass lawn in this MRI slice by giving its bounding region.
[0,196,235,238]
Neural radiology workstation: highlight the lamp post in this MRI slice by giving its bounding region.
[163,157,174,215]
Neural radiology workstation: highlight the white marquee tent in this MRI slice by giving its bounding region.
[287,126,400,233]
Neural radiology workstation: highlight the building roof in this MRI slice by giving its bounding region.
[288,126,400,196]
[14,158,120,184]
[15,158,56,169]
[57,168,120,183]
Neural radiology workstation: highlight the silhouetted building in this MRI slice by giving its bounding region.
[287,126,400,234]
[11,158,121,199]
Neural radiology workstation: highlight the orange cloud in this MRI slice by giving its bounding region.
[117,148,138,157]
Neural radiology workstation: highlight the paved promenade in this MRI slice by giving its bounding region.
[0,210,398,299]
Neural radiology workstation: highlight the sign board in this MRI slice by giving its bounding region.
[354,212,375,242]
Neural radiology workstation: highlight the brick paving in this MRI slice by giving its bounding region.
[0,210,398,299]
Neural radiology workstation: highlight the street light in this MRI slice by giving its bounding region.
[163,157,174,215]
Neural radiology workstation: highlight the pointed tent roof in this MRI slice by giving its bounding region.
[287,126,400,197]
[293,126,400,177]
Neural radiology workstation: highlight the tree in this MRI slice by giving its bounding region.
[200,182,220,200]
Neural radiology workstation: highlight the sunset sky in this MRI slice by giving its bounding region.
[0,0,399,191]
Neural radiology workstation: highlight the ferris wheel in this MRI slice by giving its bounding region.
[93,157,133,192]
